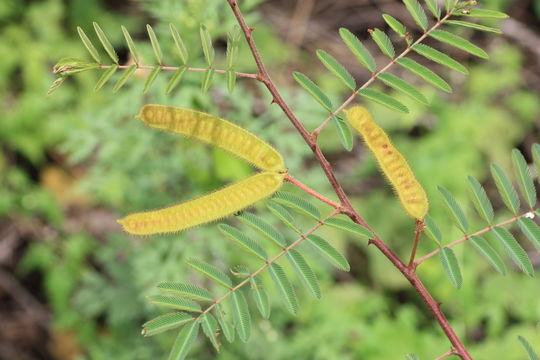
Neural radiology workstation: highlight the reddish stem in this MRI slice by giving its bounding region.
[285,174,342,209]
[408,219,425,270]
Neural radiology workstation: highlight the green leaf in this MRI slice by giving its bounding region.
[446,20,502,34]
[444,0,457,14]
[143,65,161,93]
[458,8,509,19]
[324,217,373,238]
[370,28,395,58]
[146,24,163,64]
[94,65,118,91]
[77,26,101,63]
[226,70,236,94]
[396,58,452,93]
[249,277,270,319]
[491,227,534,276]
[157,282,214,302]
[512,149,536,209]
[412,44,468,74]
[293,72,333,111]
[429,30,489,59]
[307,234,350,271]
[378,73,429,105]
[467,176,494,224]
[92,22,118,64]
[287,249,321,299]
[121,25,139,65]
[333,115,354,151]
[166,66,187,94]
[230,291,251,342]
[200,313,220,352]
[424,0,440,19]
[358,88,410,113]
[170,23,189,64]
[237,212,286,247]
[439,247,462,288]
[215,305,235,343]
[339,28,376,73]
[518,335,540,360]
[382,14,407,37]
[268,263,298,314]
[491,163,520,215]
[113,64,137,93]
[147,295,202,312]
[168,320,199,360]
[187,259,232,288]
[423,214,442,245]
[226,25,241,69]
[201,68,214,93]
[470,236,507,275]
[142,312,194,337]
[267,202,301,234]
[219,224,268,260]
[200,24,215,66]
[272,192,320,220]
[518,217,540,251]
[533,144,540,183]
[438,186,468,233]
[47,77,66,96]
[316,49,356,90]
[402,0,428,31]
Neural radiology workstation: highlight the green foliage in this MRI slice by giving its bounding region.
[439,247,462,288]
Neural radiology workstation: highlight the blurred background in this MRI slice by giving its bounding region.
[0,0,539,359]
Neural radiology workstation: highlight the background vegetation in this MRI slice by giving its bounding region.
[0,0,538,359]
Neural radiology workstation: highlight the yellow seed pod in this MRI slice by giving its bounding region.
[117,172,285,235]
[344,106,428,219]
[136,105,286,172]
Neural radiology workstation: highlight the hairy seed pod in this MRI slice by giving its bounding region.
[136,105,286,172]
[118,172,285,235]
[344,106,428,219]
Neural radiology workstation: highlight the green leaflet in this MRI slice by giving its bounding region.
[396,58,452,93]
[370,28,395,58]
[333,115,354,152]
[429,30,489,59]
[467,176,494,224]
[324,217,373,239]
[226,70,236,94]
[121,26,139,65]
[113,64,137,93]
[444,0,457,14]
[166,66,187,94]
[382,14,407,37]
[200,313,220,352]
[470,236,507,275]
[200,24,215,66]
[533,144,540,182]
[439,247,462,288]
[215,304,235,343]
[168,320,199,360]
[272,192,320,220]
[287,249,321,299]
[518,217,540,251]
[268,262,298,314]
[147,295,202,312]
[316,49,356,90]
[358,88,409,113]
[93,22,118,64]
[157,282,214,302]
[458,8,509,19]
[412,44,468,74]
[230,290,251,342]
[339,28,376,73]
[249,277,270,319]
[446,20,502,34]
[142,312,194,337]
[491,227,534,276]
[94,65,118,91]
[423,214,442,245]
[512,149,536,209]
[226,26,241,69]
[201,68,214,93]
[47,77,66,96]
[491,163,520,214]
[187,259,232,288]
[143,66,161,93]
[266,202,301,234]
[378,73,429,105]
[146,24,163,64]
[170,23,189,64]
[424,0,440,18]
[518,335,540,360]
[307,234,350,271]
[237,212,285,247]
[438,186,468,233]
[293,72,333,111]
[402,0,428,31]
[77,26,101,63]
[219,224,268,260]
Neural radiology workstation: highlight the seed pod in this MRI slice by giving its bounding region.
[136,105,286,172]
[344,106,428,219]
[118,172,285,235]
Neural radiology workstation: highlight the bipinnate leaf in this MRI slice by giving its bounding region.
[382,14,407,37]
[200,24,215,66]
[218,224,268,260]
[293,72,333,111]
[77,26,101,63]
[268,263,298,314]
[518,335,539,360]
[113,64,137,92]
[307,234,350,271]
[378,73,429,105]
[412,44,468,74]
[316,50,356,90]
[402,0,428,31]
[518,217,540,251]
[396,58,452,93]
[146,24,163,64]
[237,212,286,247]
[491,164,520,215]
[170,23,189,64]
[459,9,509,19]
[333,115,354,152]
[358,89,409,113]
[249,277,270,319]
[93,22,118,64]
[168,320,199,360]
[470,236,507,275]
[423,214,442,245]
[339,28,376,73]
[370,28,395,58]
[142,312,194,337]
[143,65,161,93]
[438,186,468,233]
[324,217,373,239]
[429,30,489,59]
[200,313,220,352]
[266,202,301,234]
[424,0,440,19]
[121,25,139,64]
[287,249,321,299]
[446,20,502,34]
[187,259,232,288]
[512,149,536,209]
[157,282,214,302]
[467,176,494,224]
[272,192,320,220]
[439,246,462,288]
[147,295,202,312]
[491,227,534,276]
[94,65,118,91]
[166,66,187,94]
[230,291,251,342]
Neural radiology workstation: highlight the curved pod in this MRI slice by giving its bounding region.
[118,172,285,235]
[344,106,428,219]
[136,105,286,172]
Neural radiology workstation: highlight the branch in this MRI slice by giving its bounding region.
[98,64,258,79]
[285,174,342,209]
[435,349,458,360]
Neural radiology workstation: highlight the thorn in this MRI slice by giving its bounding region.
[248,27,255,33]
[270,98,277,104]
[368,239,375,246]
[437,302,444,308]
[367,28,374,33]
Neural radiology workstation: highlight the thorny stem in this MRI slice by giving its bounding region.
[408,219,425,270]
[227,1,475,358]
[285,174,342,210]
[98,64,258,79]
[435,349,458,360]
[414,210,537,266]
